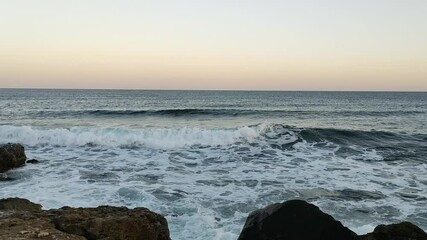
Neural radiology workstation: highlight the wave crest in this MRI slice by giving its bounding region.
[0,125,272,149]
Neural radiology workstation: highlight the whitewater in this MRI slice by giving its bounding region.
[1,89,426,239]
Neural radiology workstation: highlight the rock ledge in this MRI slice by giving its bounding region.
[0,198,169,240]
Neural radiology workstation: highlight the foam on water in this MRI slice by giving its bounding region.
[0,124,272,149]
[1,123,427,239]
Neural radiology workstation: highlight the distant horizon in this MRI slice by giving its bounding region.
[1,87,426,93]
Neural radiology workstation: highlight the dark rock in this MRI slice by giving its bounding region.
[238,199,358,240]
[51,206,170,240]
[26,159,40,164]
[0,143,27,173]
[360,222,427,240]
[0,198,170,240]
[0,198,42,212]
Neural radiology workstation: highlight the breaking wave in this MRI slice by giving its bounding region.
[1,124,425,160]
[0,124,271,149]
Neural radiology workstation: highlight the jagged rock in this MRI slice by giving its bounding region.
[0,143,27,173]
[0,198,170,240]
[238,199,358,240]
[360,222,427,240]
[51,206,170,240]
[0,198,42,212]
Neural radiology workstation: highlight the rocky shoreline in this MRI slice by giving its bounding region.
[0,198,169,240]
[1,197,426,240]
[2,144,427,239]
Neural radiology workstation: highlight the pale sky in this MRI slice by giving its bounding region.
[1,0,426,90]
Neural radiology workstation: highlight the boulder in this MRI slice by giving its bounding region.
[51,206,170,240]
[0,143,27,173]
[0,198,170,240]
[360,222,427,240]
[238,199,358,240]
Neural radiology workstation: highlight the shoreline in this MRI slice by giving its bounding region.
[1,197,426,240]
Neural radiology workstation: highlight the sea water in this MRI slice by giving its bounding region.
[0,89,426,239]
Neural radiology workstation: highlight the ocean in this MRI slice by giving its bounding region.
[0,89,426,239]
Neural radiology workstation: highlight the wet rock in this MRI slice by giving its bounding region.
[0,198,170,240]
[0,143,27,173]
[0,198,42,212]
[51,206,170,240]
[238,199,358,240]
[360,222,427,240]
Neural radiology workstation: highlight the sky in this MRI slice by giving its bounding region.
[0,0,426,91]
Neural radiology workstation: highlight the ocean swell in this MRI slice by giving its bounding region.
[30,108,425,118]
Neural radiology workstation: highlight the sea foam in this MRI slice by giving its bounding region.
[0,124,273,149]
[1,123,426,239]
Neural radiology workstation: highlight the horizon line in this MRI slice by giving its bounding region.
[0,87,426,93]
